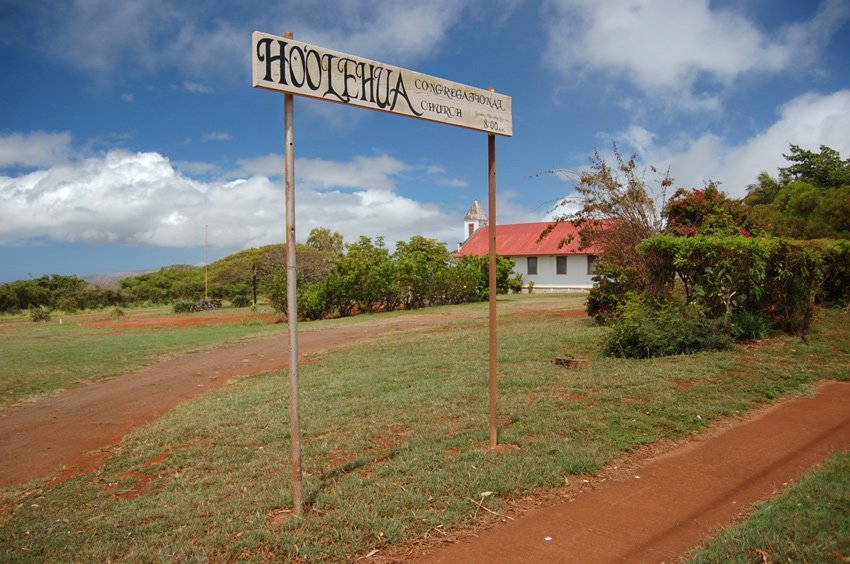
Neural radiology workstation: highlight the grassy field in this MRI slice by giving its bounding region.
[0,295,847,561]
[0,307,283,407]
[0,296,572,408]
[688,452,850,563]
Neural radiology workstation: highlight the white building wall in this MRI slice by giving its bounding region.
[509,255,595,290]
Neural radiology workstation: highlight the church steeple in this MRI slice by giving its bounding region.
[463,200,488,241]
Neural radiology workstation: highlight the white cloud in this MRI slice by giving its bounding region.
[174,160,218,176]
[22,0,478,86]
[544,0,849,112]
[201,131,231,142]
[298,155,408,192]
[183,81,212,94]
[0,131,74,168]
[613,90,850,197]
[237,153,409,192]
[47,0,181,75]
[435,177,469,188]
[498,190,546,224]
[0,147,463,249]
[296,0,466,65]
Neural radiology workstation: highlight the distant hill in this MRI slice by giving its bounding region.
[81,270,154,289]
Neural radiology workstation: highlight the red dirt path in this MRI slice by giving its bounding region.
[0,311,464,488]
[81,312,278,329]
[416,380,850,563]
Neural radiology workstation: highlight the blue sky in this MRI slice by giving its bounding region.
[2,0,849,282]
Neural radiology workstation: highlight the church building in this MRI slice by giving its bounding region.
[455,201,601,291]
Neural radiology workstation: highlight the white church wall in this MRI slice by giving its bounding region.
[508,255,595,290]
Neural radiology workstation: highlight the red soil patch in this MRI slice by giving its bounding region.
[83,312,278,330]
[557,392,589,402]
[111,450,173,500]
[513,309,587,320]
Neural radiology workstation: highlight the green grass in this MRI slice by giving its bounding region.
[0,294,583,408]
[0,313,282,407]
[688,451,850,563]
[0,298,847,561]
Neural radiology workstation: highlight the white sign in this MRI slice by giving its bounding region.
[252,31,512,137]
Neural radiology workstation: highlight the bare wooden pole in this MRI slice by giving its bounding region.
[204,224,209,301]
[283,31,303,517]
[487,90,498,449]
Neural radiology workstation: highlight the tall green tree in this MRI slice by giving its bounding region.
[394,236,452,309]
[744,144,850,239]
[305,227,344,255]
[780,144,850,188]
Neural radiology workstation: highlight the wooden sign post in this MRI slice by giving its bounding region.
[253,31,512,516]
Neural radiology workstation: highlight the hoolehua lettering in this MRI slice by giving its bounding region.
[253,32,512,136]
[256,37,422,116]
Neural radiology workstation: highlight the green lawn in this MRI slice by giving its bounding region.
[0,297,847,561]
[0,311,283,407]
[688,451,850,563]
[0,295,580,407]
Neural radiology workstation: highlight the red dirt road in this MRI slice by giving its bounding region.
[419,380,850,563]
[0,312,463,488]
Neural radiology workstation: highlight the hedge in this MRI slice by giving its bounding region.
[637,234,833,333]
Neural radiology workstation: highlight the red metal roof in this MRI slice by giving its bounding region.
[456,221,604,257]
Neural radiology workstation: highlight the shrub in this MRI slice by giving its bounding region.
[297,282,331,320]
[173,300,199,313]
[586,264,631,323]
[508,274,524,294]
[759,240,823,333]
[55,296,80,313]
[265,269,332,321]
[730,311,770,341]
[196,299,222,310]
[108,306,126,320]
[604,298,733,358]
[0,284,18,314]
[231,295,252,308]
[639,234,827,334]
[438,260,481,304]
[639,234,769,319]
[29,306,52,322]
[454,254,517,300]
[819,240,850,308]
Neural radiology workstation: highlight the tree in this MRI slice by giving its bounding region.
[780,144,850,188]
[744,171,782,206]
[394,236,452,309]
[546,145,669,291]
[261,243,337,319]
[664,183,754,237]
[322,236,400,315]
[120,266,203,304]
[209,244,284,300]
[743,144,850,240]
[0,285,18,313]
[305,227,344,255]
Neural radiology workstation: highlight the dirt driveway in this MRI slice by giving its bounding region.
[0,311,470,488]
